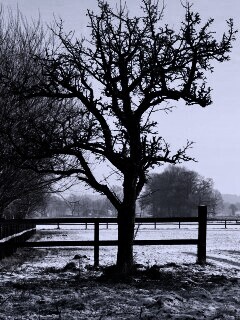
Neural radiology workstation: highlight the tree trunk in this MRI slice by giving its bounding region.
[117,202,136,275]
[116,171,137,275]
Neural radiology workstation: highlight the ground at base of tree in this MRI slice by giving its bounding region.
[0,248,239,320]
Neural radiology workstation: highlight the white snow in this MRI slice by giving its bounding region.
[33,223,240,275]
[0,223,239,319]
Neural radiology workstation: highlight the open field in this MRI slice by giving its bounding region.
[34,222,240,272]
[0,224,239,319]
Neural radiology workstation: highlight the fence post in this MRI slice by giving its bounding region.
[94,221,99,267]
[197,205,207,265]
[224,220,227,229]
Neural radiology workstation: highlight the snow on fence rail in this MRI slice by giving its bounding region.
[0,206,209,266]
[0,221,36,259]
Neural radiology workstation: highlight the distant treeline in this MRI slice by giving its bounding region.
[42,193,118,218]
[38,166,238,218]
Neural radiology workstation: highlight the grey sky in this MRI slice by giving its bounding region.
[1,0,240,195]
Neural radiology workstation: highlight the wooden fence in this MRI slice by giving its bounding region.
[208,217,240,229]
[0,221,36,259]
[0,206,208,266]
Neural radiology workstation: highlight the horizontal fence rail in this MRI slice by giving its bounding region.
[207,218,240,229]
[1,217,238,228]
[0,216,200,225]
[0,221,36,260]
[0,222,36,239]
[0,206,209,266]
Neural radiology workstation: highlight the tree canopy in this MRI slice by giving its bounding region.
[140,166,223,217]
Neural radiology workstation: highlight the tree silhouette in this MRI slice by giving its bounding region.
[229,203,237,216]
[140,166,223,217]
[0,8,64,219]
[1,1,236,274]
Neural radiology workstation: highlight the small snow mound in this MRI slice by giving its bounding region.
[141,297,157,306]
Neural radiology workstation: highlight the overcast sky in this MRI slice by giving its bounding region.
[1,0,240,195]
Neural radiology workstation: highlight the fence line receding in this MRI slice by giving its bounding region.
[0,206,208,265]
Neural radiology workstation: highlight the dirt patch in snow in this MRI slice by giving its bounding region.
[0,246,239,320]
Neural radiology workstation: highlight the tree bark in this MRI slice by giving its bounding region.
[116,172,137,275]
[117,202,136,275]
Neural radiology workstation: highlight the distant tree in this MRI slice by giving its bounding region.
[43,193,118,218]
[208,189,223,216]
[229,203,237,216]
[140,166,223,217]
[0,1,236,274]
[66,193,117,217]
[45,195,69,217]
[67,194,92,216]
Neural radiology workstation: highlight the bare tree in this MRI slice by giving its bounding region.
[0,139,56,218]
[229,203,237,216]
[193,176,223,216]
[1,1,236,274]
[0,165,51,219]
[0,8,60,219]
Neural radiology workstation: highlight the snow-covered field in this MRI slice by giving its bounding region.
[34,222,240,273]
[0,223,239,319]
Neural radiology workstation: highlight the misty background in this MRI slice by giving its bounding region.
[1,0,240,218]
